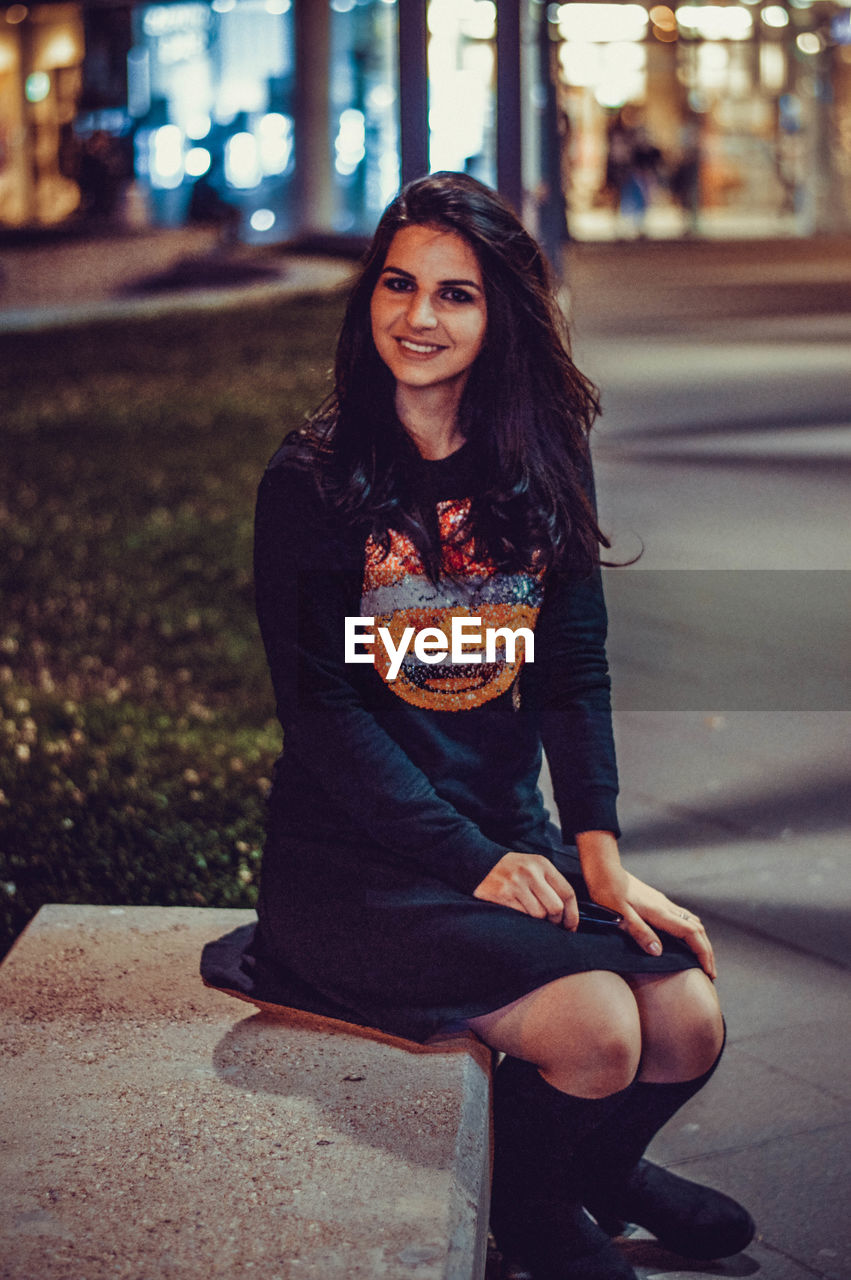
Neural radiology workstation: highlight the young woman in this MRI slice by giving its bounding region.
[202,172,755,1280]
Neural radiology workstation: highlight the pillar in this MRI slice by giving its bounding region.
[294,0,333,238]
[398,0,428,183]
[496,0,523,212]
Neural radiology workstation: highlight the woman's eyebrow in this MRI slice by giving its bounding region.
[381,265,482,291]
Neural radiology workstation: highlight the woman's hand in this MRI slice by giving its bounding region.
[577,832,716,979]
[473,852,580,930]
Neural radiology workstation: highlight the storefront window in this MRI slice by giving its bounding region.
[329,0,399,234]
[427,0,496,184]
[554,0,847,239]
[15,0,842,242]
[0,3,84,227]
[131,0,295,240]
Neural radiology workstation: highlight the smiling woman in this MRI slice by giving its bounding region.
[201,172,754,1280]
[369,224,488,457]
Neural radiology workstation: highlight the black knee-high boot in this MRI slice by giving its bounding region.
[490,1055,640,1280]
[579,1035,756,1260]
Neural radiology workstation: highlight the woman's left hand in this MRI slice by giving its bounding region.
[576,833,716,979]
[618,871,716,980]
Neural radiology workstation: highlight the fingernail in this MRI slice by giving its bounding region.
[648,941,662,955]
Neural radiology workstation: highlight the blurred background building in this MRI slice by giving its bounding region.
[1,0,849,244]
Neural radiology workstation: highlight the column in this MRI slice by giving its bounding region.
[294,0,333,238]
[398,0,428,183]
[496,0,523,212]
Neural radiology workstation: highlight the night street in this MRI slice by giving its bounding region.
[588,328,849,566]
[584,303,850,713]
[3,0,851,1269]
[2,231,849,1279]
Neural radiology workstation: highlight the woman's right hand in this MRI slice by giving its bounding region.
[473,852,580,929]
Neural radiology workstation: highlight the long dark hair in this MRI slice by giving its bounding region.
[299,171,608,579]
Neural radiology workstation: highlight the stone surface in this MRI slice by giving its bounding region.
[0,905,492,1280]
[0,230,355,332]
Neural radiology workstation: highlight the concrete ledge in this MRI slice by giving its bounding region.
[0,905,492,1280]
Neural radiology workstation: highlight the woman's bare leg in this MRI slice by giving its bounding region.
[627,968,724,1082]
[468,966,724,1090]
[467,970,642,1096]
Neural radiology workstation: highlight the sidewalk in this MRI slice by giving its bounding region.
[597,711,850,1280]
[0,226,357,332]
[4,225,849,1280]
[571,236,851,1278]
[564,233,851,338]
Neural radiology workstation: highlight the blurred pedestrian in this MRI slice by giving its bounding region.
[202,172,755,1279]
[605,109,663,236]
[187,158,241,247]
[670,119,702,235]
[77,130,123,222]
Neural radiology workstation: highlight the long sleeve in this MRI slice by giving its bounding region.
[521,565,620,840]
[254,456,507,894]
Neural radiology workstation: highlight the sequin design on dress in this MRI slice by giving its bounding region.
[362,498,544,711]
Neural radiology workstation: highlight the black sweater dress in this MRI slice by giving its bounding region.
[200,439,698,1042]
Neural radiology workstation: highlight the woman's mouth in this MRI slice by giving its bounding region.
[395,337,446,356]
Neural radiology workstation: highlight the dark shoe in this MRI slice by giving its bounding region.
[584,1158,756,1260]
[495,1206,638,1280]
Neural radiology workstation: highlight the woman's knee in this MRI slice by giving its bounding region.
[470,971,643,1098]
[670,969,725,1065]
[547,972,639,1095]
[564,1001,642,1097]
[630,969,724,1083]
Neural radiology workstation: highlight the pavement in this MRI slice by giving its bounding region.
[0,225,358,332]
[2,224,850,1280]
[0,905,492,1280]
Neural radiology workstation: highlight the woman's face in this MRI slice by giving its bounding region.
[370,224,488,401]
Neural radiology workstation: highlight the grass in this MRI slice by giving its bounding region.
[0,290,346,957]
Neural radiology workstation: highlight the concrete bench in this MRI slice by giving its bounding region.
[0,905,493,1280]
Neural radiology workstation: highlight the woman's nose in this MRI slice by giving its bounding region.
[406,290,437,328]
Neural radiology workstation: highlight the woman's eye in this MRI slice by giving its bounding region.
[443,288,473,304]
[384,276,412,292]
